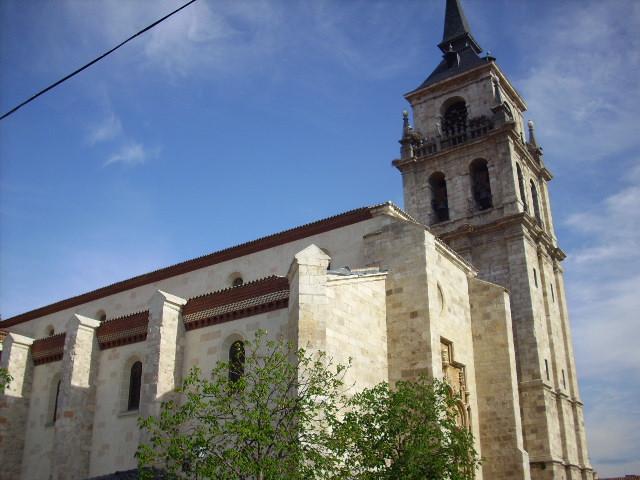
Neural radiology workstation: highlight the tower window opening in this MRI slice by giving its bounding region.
[516,163,528,212]
[229,340,245,383]
[530,180,542,225]
[562,369,566,388]
[442,101,468,145]
[544,359,550,380]
[470,159,493,210]
[232,276,244,288]
[127,361,142,411]
[533,268,538,288]
[429,172,450,223]
[52,379,61,424]
[550,284,555,302]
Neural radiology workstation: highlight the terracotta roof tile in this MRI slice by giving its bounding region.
[183,276,289,331]
[97,311,149,350]
[0,205,378,329]
[32,333,66,365]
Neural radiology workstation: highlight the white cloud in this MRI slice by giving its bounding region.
[514,1,640,476]
[563,161,640,476]
[518,1,640,163]
[87,112,122,145]
[104,142,157,167]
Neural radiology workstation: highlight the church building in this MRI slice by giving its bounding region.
[0,1,593,479]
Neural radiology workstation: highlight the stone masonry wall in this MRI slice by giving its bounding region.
[51,315,101,480]
[19,360,58,480]
[469,278,530,480]
[0,333,34,480]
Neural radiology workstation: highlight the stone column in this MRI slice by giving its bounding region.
[469,278,530,480]
[0,333,34,480]
[51,315,101,480]
[287,244,331,353]
[139,290,187,437]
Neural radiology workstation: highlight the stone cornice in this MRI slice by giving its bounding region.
[437,212,565,262]
[405,62,527,112]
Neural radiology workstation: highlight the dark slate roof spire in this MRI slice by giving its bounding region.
[410,0,490,93]
[438,0,481,54]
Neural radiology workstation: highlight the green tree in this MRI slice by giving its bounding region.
[137,331,348,480]
[137,331,480,480]
[0,367,11,392]
[334,377,480,480]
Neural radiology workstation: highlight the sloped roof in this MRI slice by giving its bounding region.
[0,203,400,329]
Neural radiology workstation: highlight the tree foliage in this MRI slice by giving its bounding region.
[333,378,480,480]
[137,331,348,480]
[137,331,480,480]
[0,367,11,392]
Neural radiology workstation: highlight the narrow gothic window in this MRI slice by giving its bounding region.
[530,180,542,224]
[232,277,244,287]
[429,172,450,222]
[516,163,528,211]
[52,379,61,423]
[533,268,538,287]
[442,101,468,145]
[562,369,566,388]
[470,159,493,210]
[228,340,245,382]
[544,359,550,380]
[128,361,142,411]
[550,284,555,302]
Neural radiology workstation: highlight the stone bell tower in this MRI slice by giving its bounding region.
[393,1,593,479]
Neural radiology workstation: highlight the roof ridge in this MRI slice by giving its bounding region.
[186,275,286,302]
[99,309,149,326]
[1,203,388,328]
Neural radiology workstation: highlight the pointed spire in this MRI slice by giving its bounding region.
[438,0,481,54]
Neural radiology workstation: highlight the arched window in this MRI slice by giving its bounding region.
[228,340,245,382]
[429,172,449,223]
[51,378,61,424]
[469,159,492,210]
[127,361,142,411]
[442,100,468,145]
[530,180,542,224]
[232,276,244,288]
[46,325,55,337]
[516,163,528,212]
[96,310,107,322]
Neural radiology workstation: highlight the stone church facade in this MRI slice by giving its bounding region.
[0,1,593,479]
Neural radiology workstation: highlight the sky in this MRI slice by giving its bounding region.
[0,0,639,476]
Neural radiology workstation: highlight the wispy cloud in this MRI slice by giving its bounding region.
[104,142,158,167]
[515,1,640,476]
[87,111,122,145]
[518,1,640,163]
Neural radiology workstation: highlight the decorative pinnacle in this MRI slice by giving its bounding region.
[402,110,411,135]
[528,120,538,147]
[492,77,504,105]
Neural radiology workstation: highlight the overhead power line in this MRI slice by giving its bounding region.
[0,0,198,121]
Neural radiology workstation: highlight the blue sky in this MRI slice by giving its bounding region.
[1,0,638,476]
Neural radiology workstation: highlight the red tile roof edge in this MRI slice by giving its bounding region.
[0,204,381,329]
[183,276,289,316]
[32,333,66,365]
[184,298,289,332]
[97,311,149,350]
